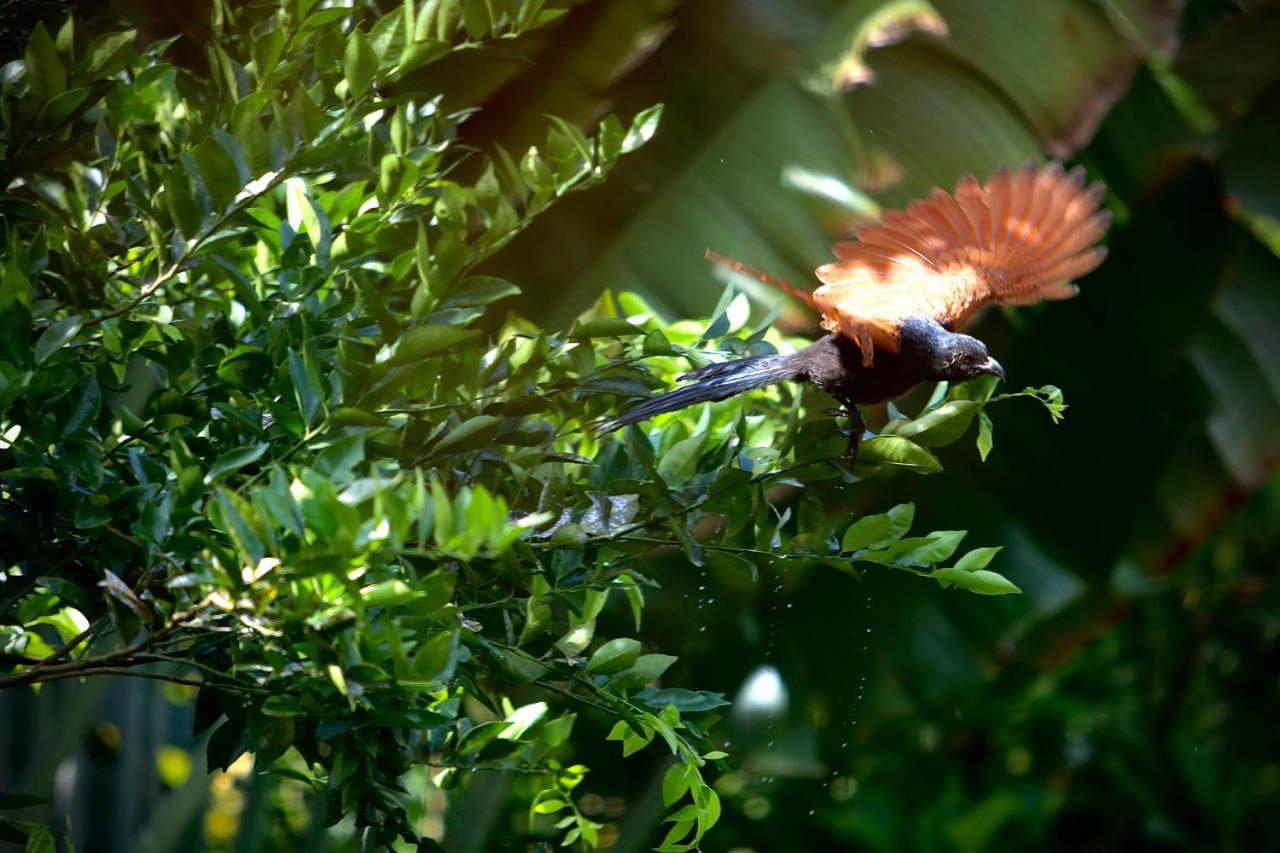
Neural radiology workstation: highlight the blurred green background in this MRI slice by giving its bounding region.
[3,0,1280,849]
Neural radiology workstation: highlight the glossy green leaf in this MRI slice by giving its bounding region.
[205,443,268,485]
[858,435,942,473]
[344,29,377,96]
[433,415,501,454]
[25,23,66,105]
[586,637,642,674]
[33,316,81,364]
[931,567,1022,595]
[392,325,480,364]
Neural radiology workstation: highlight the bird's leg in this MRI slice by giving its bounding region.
[823,406,851,433]
[843,405,865,463]
[828,399,865,462]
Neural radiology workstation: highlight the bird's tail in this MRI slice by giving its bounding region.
[598,352,805,433]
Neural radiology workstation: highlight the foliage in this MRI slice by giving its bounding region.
[0,1,1072,850]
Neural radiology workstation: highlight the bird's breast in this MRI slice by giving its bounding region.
[801,335,931,405]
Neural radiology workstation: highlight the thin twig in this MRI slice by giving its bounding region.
[41,617,103,666]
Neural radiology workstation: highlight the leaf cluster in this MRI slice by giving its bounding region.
[0,2,1059,848]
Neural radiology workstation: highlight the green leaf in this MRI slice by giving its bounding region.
[205,443,268,485]
[411,630,457,681]
[623,104,664,153]
[461,0,490,38]
[618,573,645,631]
[497,702,548,741]
[884,400,982,447]
[636,687,731,713]
[953,546,1003,572]
[976,410,994,460]
[313,435,364,485]
[193,137,242,211]
[533,799,567,815]
[392,325,480,364]
[344,29,377,96]
[572,318,645,338]
[33,316,81,364]
[415,570,456,614]
[519,595,551,646]
[330,407,389,427]
[586,637,642,674]
[441,276,521,308]
[459,720,511,753]
[360,579,415,607]
[73,496,111,529]
[491,647,549,683]
[842,502,914,552]
[25,23,66,105]
[61,375,101,438]
[598,113,625,166]
[895,530,967,566]
[213,489,267,566]
[931,567,1021,595]
[24,825,54,853]
[433,415,501,455]
[658,435,706,483]
[87,29,136,76]
[40,86,92,125]
[288,349,323,426]
[609,653,677,688]
[662,763,690,807]
[858,435,942,473]
[0,794,45,810]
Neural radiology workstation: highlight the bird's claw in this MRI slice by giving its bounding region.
[836,402,865,464]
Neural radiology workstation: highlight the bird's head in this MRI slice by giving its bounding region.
[930,333,1006,383]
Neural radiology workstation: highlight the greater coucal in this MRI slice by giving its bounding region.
[601,162,1110,455]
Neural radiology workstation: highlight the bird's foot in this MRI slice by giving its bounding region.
[839,404,865,464]
[824,407,859,440]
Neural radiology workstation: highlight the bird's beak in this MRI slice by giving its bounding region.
[981,356,1006,382]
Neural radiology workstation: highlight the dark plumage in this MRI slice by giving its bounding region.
[598,320,1003,436]
[599,162,1108,454]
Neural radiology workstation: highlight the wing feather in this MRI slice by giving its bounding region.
[809,161,1111,363]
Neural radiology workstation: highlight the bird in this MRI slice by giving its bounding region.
[598,162,1111,457]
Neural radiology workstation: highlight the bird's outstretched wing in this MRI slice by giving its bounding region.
[809,162,1111,365]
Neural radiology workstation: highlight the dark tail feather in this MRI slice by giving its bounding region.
[598,353,804,433]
